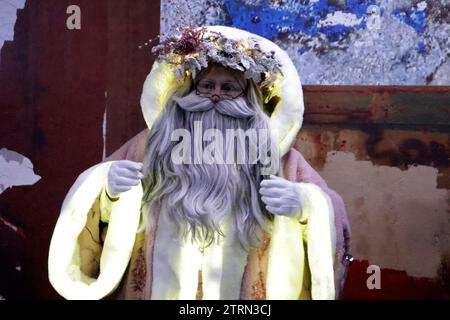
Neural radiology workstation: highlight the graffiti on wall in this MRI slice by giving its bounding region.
[161,0,450,85]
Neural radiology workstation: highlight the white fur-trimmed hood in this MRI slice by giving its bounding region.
[140,26,304,156]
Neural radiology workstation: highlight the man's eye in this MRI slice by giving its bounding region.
[222,84,236,92]
[200,82,214,90]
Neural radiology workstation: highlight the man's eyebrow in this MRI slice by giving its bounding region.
[198,79,240,86]
[198,79,215,84]
[221,80,239,85]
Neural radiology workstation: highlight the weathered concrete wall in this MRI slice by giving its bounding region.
[298,86,450,299]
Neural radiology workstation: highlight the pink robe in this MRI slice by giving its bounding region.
[98,129,351,299]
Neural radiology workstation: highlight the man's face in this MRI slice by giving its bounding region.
[171,65,278,174]
[195,66,245,103]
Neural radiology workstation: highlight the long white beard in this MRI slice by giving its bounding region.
[142,91,278,248]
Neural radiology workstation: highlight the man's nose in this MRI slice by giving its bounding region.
[210,86,221,102]
[210,94,221,103]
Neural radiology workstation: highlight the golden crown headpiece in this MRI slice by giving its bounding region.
[152,27,283,87]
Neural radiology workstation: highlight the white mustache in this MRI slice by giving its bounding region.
[173,91,255,119]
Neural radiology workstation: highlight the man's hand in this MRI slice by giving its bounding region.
[106,160,144,199]
[259,175,303,217]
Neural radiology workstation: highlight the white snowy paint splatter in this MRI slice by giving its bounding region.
[0,0,26,50]
[417,1,427,11]
[318,11,363,27]
[102,91,108,161]
[0,216,19,232]
[0,148,41,194]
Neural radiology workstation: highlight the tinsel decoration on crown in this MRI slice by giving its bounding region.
[151,27,283,87]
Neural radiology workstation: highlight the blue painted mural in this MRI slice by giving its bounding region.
[161,0,450,85]
[223,0,377,42]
